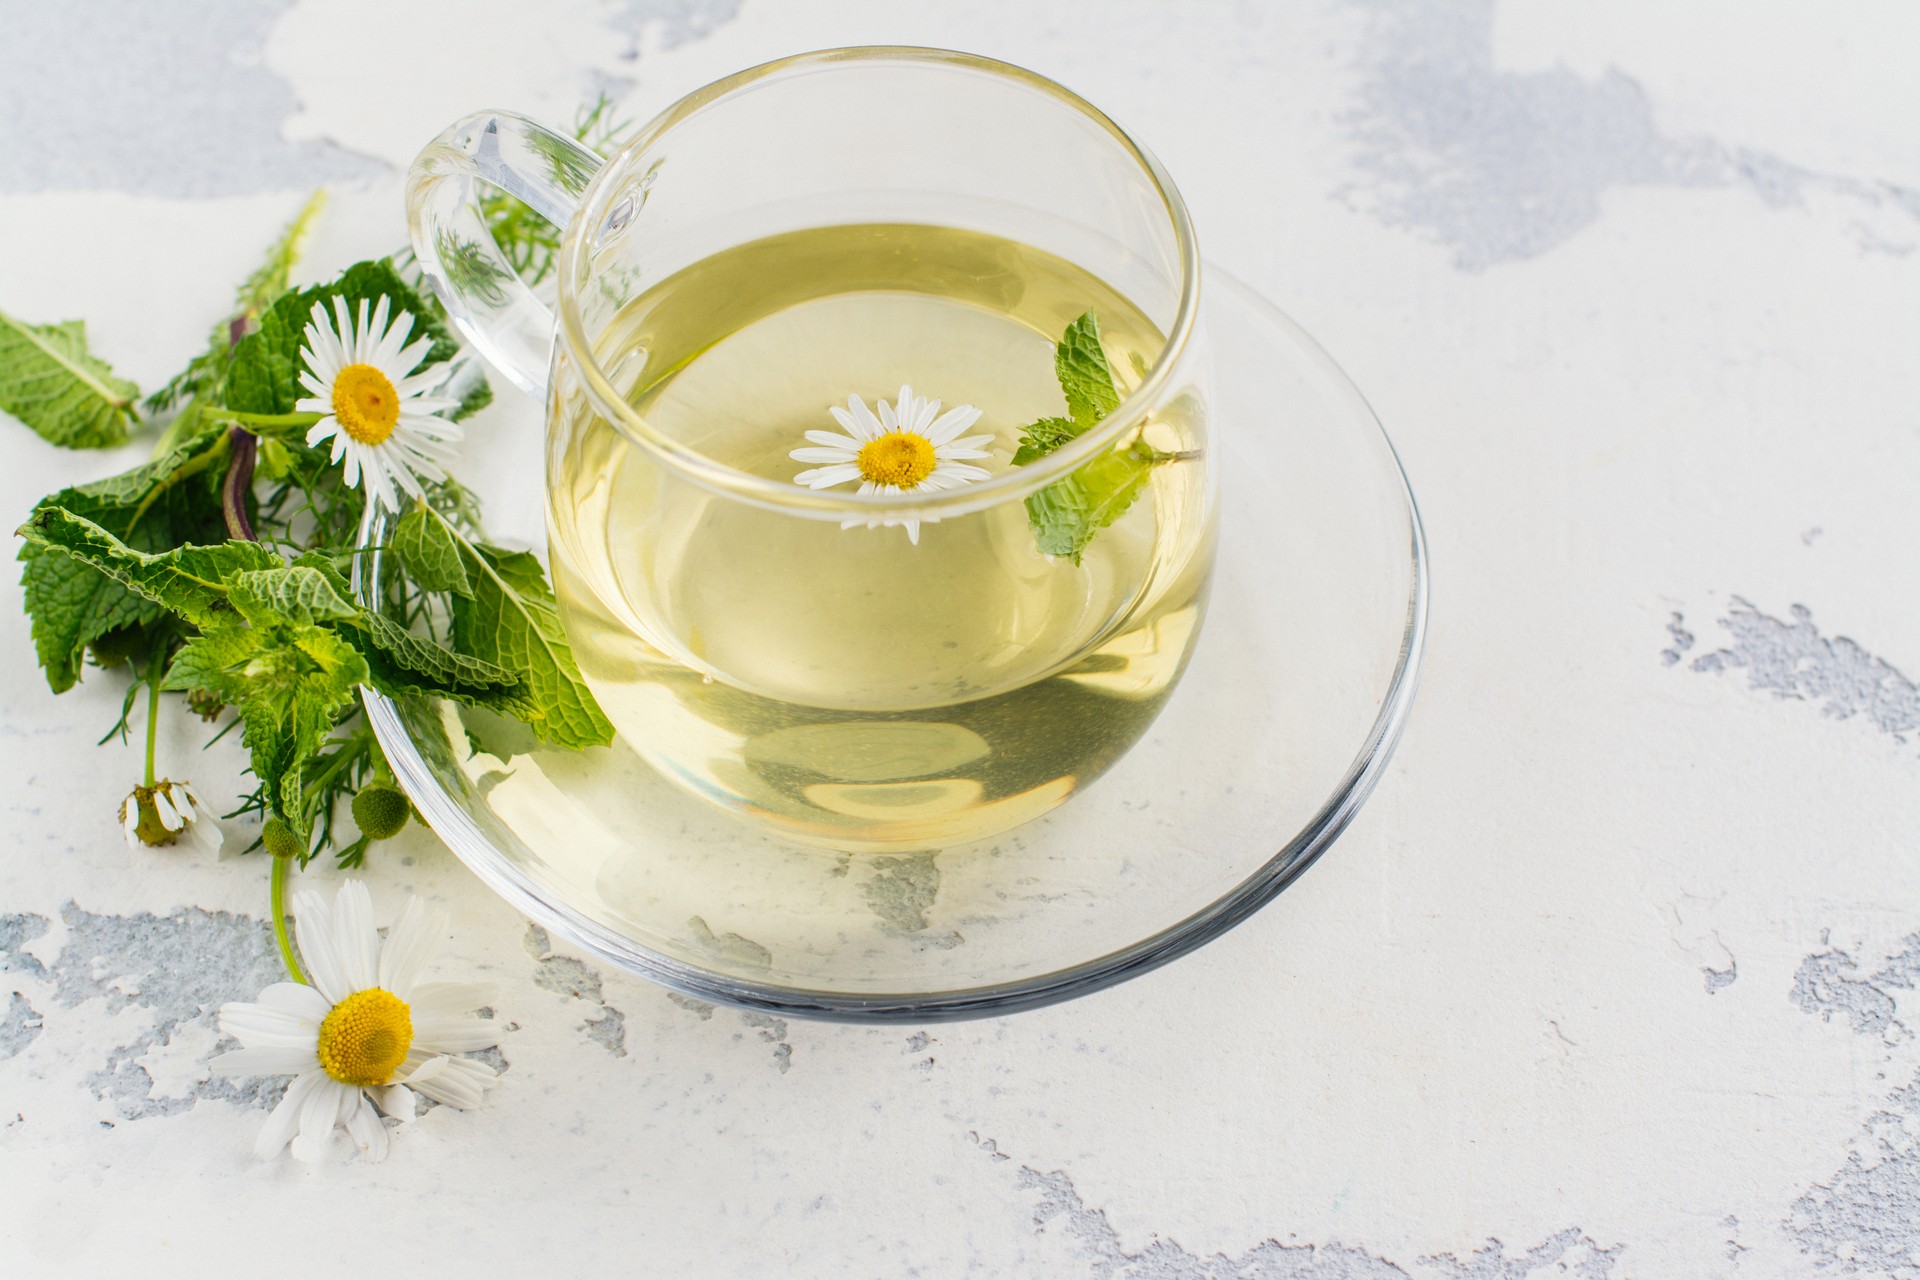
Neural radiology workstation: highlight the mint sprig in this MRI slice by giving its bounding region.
[1012,311,1191,563]
[4,185,614,867]
[17,506,539,836]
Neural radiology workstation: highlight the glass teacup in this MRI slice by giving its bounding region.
[405,48,1216,852]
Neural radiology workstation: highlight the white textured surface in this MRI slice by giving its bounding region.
[2,2,1918,1276]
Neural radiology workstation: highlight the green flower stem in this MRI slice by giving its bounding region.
[270,852,309,985]
[142,648,163,789]
[203,408,322,431]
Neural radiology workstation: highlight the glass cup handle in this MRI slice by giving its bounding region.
[404,111,605,399]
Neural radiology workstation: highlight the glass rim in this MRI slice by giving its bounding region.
[554,45,1202,518]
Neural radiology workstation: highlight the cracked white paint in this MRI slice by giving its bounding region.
[0,1,1917,1276]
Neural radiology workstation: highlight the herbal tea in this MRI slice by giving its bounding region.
[546,224,1215,850]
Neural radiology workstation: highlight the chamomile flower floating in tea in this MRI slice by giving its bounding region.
[211,880,500,1163]
[297,295,463,515]
[789,386,993,543]
[117,779,222,855]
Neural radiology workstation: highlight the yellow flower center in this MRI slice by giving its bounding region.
[856,431,936,489]
[331,363,401,446]
[315,988,413,1087]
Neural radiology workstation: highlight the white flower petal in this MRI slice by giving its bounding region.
[408,981,498,1020]
[904,519,922,545]
[393,335,436,378]
[152,789,183,832]
[291,888,349,1003]
[329,880,381,995]
[375,1083,417,1123]
[330,297,357,363]
[218,999,322,1050]
[345,1095,389,1163]
[254,1068,325,1159]
[377,896,445,1000]
[790,446,861,464]
[209,1045,317,1076]
[404,1054,496,1110]
[397,1054,451,1087]
[926,404,984,444]
[257,981,333,1019]
[187,815,224,856]
[877,398,899,433]
[290,1076,354,1162]
[803,430,861,449]
[394,367,447,398]
[353,298,375,364]
[367,296,393,355]
[845,396,883,440]
[795,464,861,489]
[413,1017,502,1054]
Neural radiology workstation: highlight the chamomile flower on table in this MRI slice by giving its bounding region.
[790,385,994,543]
[211,880,500,1162]
[117,779,222,855]
[297,295,463,515]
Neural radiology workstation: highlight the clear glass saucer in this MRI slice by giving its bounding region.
[360,271,1428,1022]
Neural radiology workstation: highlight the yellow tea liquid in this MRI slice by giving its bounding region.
[547,224,1213,850]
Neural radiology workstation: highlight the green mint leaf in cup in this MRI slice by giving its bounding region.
[0,310,140,448]
[1013,310,1183,565]
[1023,440,1160,563]
[1053,310,1123,429]
[1010,416,1077,467]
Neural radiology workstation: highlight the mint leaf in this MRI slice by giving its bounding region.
[356,612,520,703]
[392,501,472,596]
[447,528,613,749]
[1011,311,1165,564]
[227,259,462,417]
[227,565,362,627]
[1055,311,1121,429]
[18,507,277,629]
[17,424,228,691]
[1025,442,1157,562]
[0,311,139,448]
[1011,416,1078,467]
[164,619,366,831]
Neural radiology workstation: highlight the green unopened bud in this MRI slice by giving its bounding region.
[260,816,305,860]
[351,782,410,841]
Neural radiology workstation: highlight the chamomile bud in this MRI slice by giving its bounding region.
[117,780,223,856]
[351,782,410,841]
[260,816,305,861]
